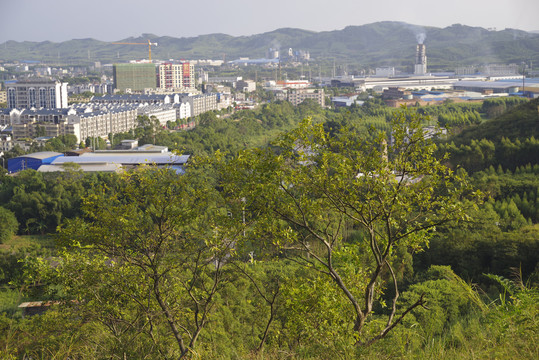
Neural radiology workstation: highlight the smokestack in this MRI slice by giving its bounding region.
[414,44,427,75]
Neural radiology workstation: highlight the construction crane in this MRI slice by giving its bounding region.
[111,40,158,61]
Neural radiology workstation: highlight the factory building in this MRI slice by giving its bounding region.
[7,151,63,173]
[8,150,190,174]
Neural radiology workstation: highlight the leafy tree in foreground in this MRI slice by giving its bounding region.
[221,108,480,346]
[55,166,239,358]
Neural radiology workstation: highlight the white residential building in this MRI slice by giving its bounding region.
[287,89,325,107]
[173,99,192,119]
[6,79,68,109]
[158,62,196,90]
[137,104,177,126]
[9,105,138,143]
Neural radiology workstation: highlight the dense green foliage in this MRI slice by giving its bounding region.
[0,170,117,235]
[0,97,537,358]
[440,136,539,173]
[445,97,539,147]
[0,207,18,244]
[111,101,327,156]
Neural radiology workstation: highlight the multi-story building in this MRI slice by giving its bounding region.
[68,83,113,95]
[455,66,477,76]
[5,79,68,109]
[0,108,15,126]
[207,76,242,86]
[382,87,412,100]
[480,64,520,76]
[188,93,218,116]
[76,106,138,141]
[173,99,191,119]
[90,92,216,118]
[0,135,13,152]
[158,62,195,90]
[11,108,78,139]
[137,104,177,126]
[90,93,178,105]
[235,80,256,93]
[216,92,233,110]
[113,63,157,92]
[287,89,325,107]
[375,67,396,77]
[9,105,138,143]
[277,80,311,89]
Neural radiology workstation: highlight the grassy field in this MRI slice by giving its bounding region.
[0,235,55,252]
[0,235,56,315]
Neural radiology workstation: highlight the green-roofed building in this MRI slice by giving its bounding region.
[113,63,157,92]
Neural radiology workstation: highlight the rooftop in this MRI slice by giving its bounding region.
[20,151,63,160]
[52,152,189,165]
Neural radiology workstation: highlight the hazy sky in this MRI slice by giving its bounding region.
[1,0,538,43]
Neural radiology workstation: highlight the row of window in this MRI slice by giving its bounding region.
[7,87,57,108]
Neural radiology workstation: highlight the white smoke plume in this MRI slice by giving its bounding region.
[399,22,427,44]
[270,39,281,51]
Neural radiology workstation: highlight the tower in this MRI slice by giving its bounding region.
[414,44,427,75]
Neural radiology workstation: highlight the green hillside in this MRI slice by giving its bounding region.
[440,97,539,173]
[450,97,539,145]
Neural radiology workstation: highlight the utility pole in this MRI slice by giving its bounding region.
[522,62,526,96]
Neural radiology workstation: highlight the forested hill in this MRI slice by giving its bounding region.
[1,22,538,69]
[440,97,539,173]
[449,97,539,145]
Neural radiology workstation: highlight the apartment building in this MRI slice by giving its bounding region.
[188,93,218,116]
[287,89,325,107]
[5,79,68,109]
[137,104,177,126]
[90,93,178,105]
[235,80,256,93]
[76,106,138,141]
[158,62,195,90]
[173,99,191,119]
[8,105,138,142]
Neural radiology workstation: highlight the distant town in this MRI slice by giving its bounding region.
[1,37,537,173]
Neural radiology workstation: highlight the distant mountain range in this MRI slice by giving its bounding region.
[1,22,538,71]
